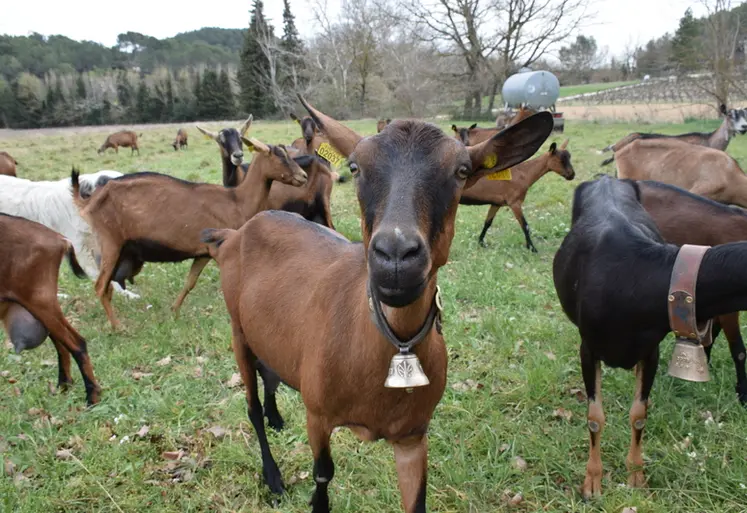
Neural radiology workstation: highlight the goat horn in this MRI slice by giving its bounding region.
[196,125,219,141]
[298,94,361,157]
[560,139,569,150]
[239,115,254,137]
[241,136,270,154]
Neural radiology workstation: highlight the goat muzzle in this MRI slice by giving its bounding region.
[666,244,712,382]
[368,282,443,391]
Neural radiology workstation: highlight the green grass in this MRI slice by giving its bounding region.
[559,81,639,98]
[1,118,747,512]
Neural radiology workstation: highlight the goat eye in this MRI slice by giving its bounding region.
[456,166,470,180]
[349,162,360,175]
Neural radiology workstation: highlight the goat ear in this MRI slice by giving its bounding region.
[466,112,554,189]
[196,125,218,141]
[469,123,477,130]
[560,138,569,150]
[549,142,557,153]
[292,154,316,169]
[239,115,254,137]
[241,136,270,154]
[290,113,300,123]
[451,125,458,133]
[298,95,361,157]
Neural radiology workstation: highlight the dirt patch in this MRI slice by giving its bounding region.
[559,103,719,123]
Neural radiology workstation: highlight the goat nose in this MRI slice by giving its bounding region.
[373,232,423,263]
[234,151,244,159]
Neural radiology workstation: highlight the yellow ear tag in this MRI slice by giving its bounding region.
[294,119,301,125]
[486,169,512,181]
[483,153,497,168]
[316,143,345,167]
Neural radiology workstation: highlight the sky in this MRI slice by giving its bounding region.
[0,0,711,59]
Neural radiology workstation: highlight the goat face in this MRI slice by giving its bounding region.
[300,96,554,307]
[451,123,477,146]
[729,108,747,135]
[197,116,253,166]
[549,140,575,180]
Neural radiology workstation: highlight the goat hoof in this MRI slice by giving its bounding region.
[478,240,488,248]
[263,467,285,496]
[310,490,330,513]
[627,470,647,489]
[266,413,285,432]
[529,245,538,253]
[581,473,602,500]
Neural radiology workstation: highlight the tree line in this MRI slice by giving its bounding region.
[0,0,744,129]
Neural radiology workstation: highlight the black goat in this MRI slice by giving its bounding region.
[553,175,747,498]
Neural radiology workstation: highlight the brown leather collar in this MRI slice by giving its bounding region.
[668,244,713,347]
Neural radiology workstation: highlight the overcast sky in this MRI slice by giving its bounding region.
[1,0,709,59]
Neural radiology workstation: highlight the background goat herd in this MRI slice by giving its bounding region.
[2,99,747,512]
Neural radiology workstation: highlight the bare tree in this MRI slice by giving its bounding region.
[699,0,743,105]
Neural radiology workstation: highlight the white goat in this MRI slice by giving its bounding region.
[0,170,140,299]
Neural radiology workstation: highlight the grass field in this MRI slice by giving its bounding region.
[558,81,639,98]
[1,116,747,513]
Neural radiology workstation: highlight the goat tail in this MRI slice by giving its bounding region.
[70,166,91,207]
[599,144,613,153]
[600,154,615,167]
[64,243,88,279]
[201,228,235,260]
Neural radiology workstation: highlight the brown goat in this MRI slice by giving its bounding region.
[376,118,391,133]
[72,138,309,329]
[635,179,747,403]
[289,112,344,182]
[600,104,747,166]
[98,130,141,155]
[615,138,747,207]
[1,213,99,404]
[0,151,17,177]
[172,128,188,151]
[201,95,554,511]
[460,139,574,250]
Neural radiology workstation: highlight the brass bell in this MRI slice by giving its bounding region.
[385,352,430,390]
[667,338,710,382]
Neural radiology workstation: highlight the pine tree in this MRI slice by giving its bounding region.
[76,73,87,100]
[672,8,701,73]
[135,79,151,122]
[280,0,304,89]
[238,0,276,117]
[218,69,235,117]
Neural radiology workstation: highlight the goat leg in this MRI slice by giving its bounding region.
[392,434,428,513]
[581,345,604,499]
[172,257,210,316]
[716,312,747,404]
[51,339,73,390]
[95,244,122,329]
[478,205,500,248]
[307,414,334,513]
[626,350,658,489]
[257,360,284,431]
[232,324,284,495]
[510,203,537,253]
[35,304,100,405]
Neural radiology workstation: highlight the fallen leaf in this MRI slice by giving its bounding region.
[40,360,55,367]
[622,508,637,513]
[544,351,557,361]
[12,387,21,397]
[205,426,227,440]
[569,388,586,402]
[49,416,63,427]
[4,459,16,476]
[7,378,17,384]
[512,456,528,472]
[136,425,151,438]
[67,436,84,451]
[451,379,484,392]
[56,449,73,460]
[195,356,208,364]
[162,450,185,461]
[132,371,153,380]
[552,408,573,421]
[226,373,242,388]
[27,408,44,416]
[508,493,523,506]
[505,262,514,269]
[48,382,57,395]
[156,356,172,367]
[13,474,30,487]
[193,367,203,378]
[499,443,511,452]
[0,370,9,378]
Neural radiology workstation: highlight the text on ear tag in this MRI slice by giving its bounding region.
[316,143,345,167]
[486,169,512,181]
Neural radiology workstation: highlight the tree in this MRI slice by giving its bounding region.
[559,35,601,83]
[671,8,702,72]
[238,0,276,117]
[76,73,87,100]
[135,79,151,122]
[280,0,304,89]
[699,0,743,106]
